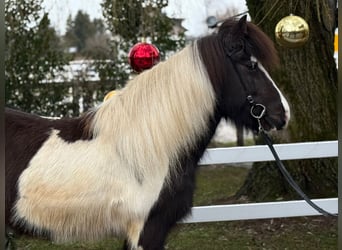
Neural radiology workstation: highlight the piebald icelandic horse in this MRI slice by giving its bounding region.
[5,16,290,249]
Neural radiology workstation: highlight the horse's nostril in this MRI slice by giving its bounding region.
[281,120,287,128]
[278,117,288,130]
[276,121,285,130]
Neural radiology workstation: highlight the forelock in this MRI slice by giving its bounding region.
[218,18,279,70]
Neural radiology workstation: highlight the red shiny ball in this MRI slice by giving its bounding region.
[128,42,160,73]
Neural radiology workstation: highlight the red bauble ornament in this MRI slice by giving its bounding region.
[128,42,160,73]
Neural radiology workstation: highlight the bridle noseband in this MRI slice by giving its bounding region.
[248,95,266,132]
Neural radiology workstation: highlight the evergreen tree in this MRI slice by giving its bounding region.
[5,0,69,116]
[63,14,79,50]
[64,11,103,54]
[99,0,185,87]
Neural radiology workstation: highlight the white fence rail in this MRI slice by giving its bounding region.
[183,140,338,223]
[199,140,338,165]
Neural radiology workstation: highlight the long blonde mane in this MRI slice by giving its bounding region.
[91,43,216,181]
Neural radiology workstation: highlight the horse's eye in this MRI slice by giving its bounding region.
[248,61,257,70]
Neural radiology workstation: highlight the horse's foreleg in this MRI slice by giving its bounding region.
[126,219,145,250]
[122,203,184,250]
[137,189,194,249]
[137,215,170,250]
[123,224,167,250]
[123,163,196,250]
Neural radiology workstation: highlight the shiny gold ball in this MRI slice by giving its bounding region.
[275,15,309,48]
[103,90,116,101]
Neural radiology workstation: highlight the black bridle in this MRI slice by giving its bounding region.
[228,55,337,217]
[226,52,267,130]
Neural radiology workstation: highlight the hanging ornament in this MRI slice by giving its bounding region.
[275,14,310,48]
[103,90,116,101]
[128,42,160,73]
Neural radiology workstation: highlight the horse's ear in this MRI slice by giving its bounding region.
[219,15,248,57]
[234,15,248,35]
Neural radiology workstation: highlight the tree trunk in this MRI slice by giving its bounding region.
[236,0,337,201]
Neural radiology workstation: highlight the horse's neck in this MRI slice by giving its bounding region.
[190,111,222,159]
[91,45,219,170]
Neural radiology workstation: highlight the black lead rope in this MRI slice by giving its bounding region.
[260,130,337,217]
[248,97,337,217]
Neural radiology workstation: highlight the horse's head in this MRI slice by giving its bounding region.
[198,15,290,133]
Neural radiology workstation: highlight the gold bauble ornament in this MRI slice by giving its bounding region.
[103,90,116,101]
[275,14,309,48]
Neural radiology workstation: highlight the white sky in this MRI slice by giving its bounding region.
[42,0,248,37]
[42,0,103,35]
[164,0,248,37]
